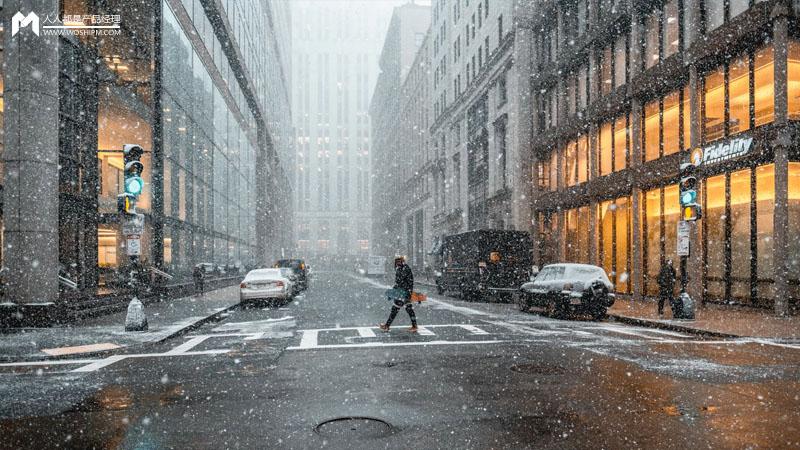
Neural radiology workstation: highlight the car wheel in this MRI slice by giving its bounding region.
[591,306,607,321]
[552,299,569,319]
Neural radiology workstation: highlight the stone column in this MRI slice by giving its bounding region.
[2,0,61,307]
[772,14,790,316]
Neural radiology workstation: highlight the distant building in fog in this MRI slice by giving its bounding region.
[371,3,432,262]
[291,1,402,260]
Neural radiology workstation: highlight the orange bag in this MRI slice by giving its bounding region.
[410,291,427,303]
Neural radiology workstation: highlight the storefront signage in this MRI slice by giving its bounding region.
[692,136,753,167]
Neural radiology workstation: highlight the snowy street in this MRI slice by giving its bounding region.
[2,273,799,449]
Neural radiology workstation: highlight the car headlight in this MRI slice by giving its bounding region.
[435,271,442,277]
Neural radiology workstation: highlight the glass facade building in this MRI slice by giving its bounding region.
[0,0,292,316]
[530,0,800,314]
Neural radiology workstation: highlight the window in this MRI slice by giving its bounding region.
[662,91,680,155]
[578,65,588,109]
[565,206,590,263]
[728,55,750,134]
[644,10,660,69]
[705,0,725,32]
[498,15,503,43]
[754,46,774,126]
[599,123,613,176]
[704,67,725,142]
[564,136,589,186]
[644,100,660,161]
[663,0,680,58]
[600,46,613,95]
[498,72,507,106]
[789,42,800,119]
[598,197,632,293]
[613,115,628,171]
[614,35,628,88]
[703,45,774,143]
[644,87,691,161]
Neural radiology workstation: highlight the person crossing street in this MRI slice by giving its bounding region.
[380,256,418,333]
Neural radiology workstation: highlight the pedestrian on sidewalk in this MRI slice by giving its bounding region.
[657,259,676,316]
[380,256,418,333]
[193,265,205,295]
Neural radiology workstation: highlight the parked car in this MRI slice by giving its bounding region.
[240,268,294,305]
[274,259,308,291]
[518,263,615,319]
[435,230,533,302]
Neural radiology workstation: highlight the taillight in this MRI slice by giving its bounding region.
[275,281,284,287]
[240,282,248,288]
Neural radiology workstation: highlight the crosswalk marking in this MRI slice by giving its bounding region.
[356,327,376,338]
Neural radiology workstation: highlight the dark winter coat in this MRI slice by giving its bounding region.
[657,263,676,294]
[394,263,414,295]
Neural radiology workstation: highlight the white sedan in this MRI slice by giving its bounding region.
[239,268,294,304]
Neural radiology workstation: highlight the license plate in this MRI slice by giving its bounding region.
[570,298,582,305]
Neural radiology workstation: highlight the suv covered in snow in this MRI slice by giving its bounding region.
[518,263,615,319]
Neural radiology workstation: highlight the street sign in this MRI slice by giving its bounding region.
[123,214,145,236]
[126,234,142,256]
[677,221,690,256]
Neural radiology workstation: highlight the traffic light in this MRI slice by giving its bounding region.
[679,162,702,221]
[117,193,136,214]
[123,144,145,197]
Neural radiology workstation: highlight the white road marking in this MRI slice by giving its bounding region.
[458,324,490,335]
[356,327,376,338]
[71,349,230,373]
[752,339,800,350]
[298,330,319,349]
[164,335,211,355]
[287,340,506,351]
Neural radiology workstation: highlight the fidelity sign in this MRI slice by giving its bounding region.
[691,136,753,167]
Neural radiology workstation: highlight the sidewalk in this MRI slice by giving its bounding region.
[608,297,800,339]
[0,286,241,362]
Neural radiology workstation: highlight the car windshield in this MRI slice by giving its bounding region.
[566,266,607,283]
[536,266,566,281]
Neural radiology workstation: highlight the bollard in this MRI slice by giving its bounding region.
[125,297,149,331]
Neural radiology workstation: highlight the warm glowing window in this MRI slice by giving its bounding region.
[753,46,774,127]
[756,165,775,294]
[565,141,577,186]
[663,185,679,265]
[730,169,751,298]
[599,123,613,176]
[577,136,589,184]
[703,68,725,142]
[549,150,558,191]
[98,227,118,268]
[644,188,661,296]
[682,87,692,150]
[613,116,628,171]
[705,174,726,299]
[788,163,800,281]
[789,42,800,120]
[662,91,680,156]
[644,100,660,161]
[728,55,750,133]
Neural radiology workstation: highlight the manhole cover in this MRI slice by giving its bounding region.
[314,417,393,439]
[510,363,565,375]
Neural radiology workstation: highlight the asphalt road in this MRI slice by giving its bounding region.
[1,272,799,449]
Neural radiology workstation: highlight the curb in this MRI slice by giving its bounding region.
[0,301,240,363]
[607,313,740,339]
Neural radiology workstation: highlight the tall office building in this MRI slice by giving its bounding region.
[290,1,405,262]
[0,0,293,322]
